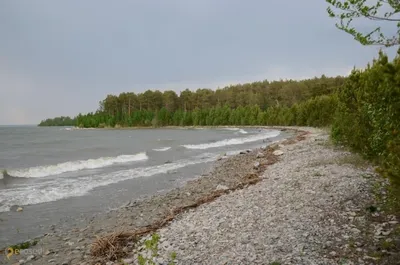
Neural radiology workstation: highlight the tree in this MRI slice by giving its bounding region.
[326,0,400,47]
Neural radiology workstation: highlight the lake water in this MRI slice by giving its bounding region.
[0,126,287,247]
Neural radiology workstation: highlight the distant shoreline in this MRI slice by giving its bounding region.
[45,125,295,131]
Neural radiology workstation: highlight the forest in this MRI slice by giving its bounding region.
[39,75,345,128]
[38,116,76,126]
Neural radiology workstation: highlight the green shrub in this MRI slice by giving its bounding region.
[332,51,400,205]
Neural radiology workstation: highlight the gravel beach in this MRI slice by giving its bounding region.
[3,127,399,265]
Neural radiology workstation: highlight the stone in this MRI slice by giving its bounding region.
[215,184,229,191]
[273,150,284,156]
[253,162,260,169]
[256,152,265,158]
[26,255,35,261]
[122,258,134,264]
[16,207,23,212]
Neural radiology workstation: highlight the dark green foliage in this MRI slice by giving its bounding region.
[332,51,400,203]
[41,75,343,128]
[38,116,76,126]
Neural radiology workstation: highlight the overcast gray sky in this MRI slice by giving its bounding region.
[0,0,395,125]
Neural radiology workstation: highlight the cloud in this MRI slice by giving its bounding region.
[0,0,397,124]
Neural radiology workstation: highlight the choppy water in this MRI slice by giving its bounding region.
[0,126,286,247]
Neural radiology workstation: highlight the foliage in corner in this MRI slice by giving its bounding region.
[326,0,400,47]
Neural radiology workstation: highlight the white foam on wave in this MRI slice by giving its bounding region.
[237,129,248,134]
[0,153,218,212]
[152,147,171,152]
[6,152,148,178]
[182,130,280,150]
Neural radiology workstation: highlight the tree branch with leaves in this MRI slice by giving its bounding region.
[326,0,400,47]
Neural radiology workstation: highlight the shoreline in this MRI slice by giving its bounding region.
[3,127,398,265]
[51,125,297,131]
[1,127,300,265]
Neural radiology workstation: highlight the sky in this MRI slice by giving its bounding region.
[0,0,396,125]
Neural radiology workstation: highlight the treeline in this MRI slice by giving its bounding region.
[38,116,76,126]
[73,75,344,128]
[75,94,338,128]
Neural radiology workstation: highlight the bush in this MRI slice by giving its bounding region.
[332,51,400,204]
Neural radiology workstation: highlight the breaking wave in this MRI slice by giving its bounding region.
[237,129,248,134]
[182,130,280,150]
[152,147,171,152]
[0,153,218,212]
[4,152,148,178]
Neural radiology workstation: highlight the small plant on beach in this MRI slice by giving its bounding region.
[137,233,176,265]
[9,239,38,251]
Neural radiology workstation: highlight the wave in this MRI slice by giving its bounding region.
[182,130,280,150]
[4,152,148,178]
[237,129,248,134]
[0,153,218,212]
[152,147,171,152]
[222,128,247,134]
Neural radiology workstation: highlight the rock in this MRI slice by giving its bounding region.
[329,251,337,256]
[65,241,74,246]
[273,150,284,156]
[381,230,391,236]
[48,259,56,263]
[256,152,265,158]
[16,207,23,212]
[164,160,172,164]
[18,260,25,265]
[216,184,229,191]
[239,151,246,155]
[44,250,51,256]
[253,162,260,169]
[26,255,35,261]
[246,150,251,153]
[122,259,133,264]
